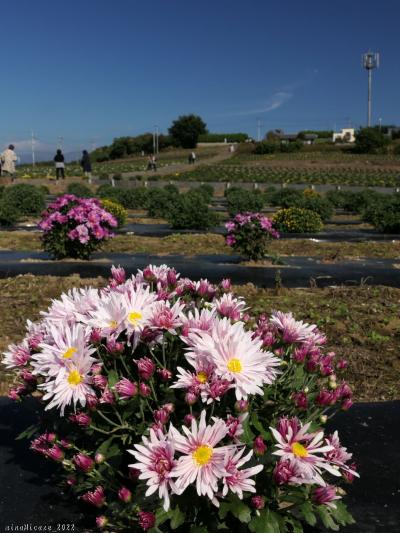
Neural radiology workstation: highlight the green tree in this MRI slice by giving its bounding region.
[168,114,208,148]
[354,127,389,154]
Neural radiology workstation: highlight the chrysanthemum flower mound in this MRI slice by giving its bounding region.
[225,212,280,261]
[39,194,117,259]
[2,264,359,532]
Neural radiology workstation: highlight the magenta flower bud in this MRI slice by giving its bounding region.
[162,402,175,413]
[154,408,169,425]
[337,359,348,370]
[45,432,57,443]
[93,374,108,390]
[184,414,196,426]
[209,379,230,400]
[312,485,338,506]
[100,387,115,405]
[273,459,295,485]
[21,369,37,384]
[343,463,357,483]
[86,394,99,410]
[293,346,308,363]
[118,486,132,503]
[66,477,77,486]
[242,313,251,323]
[253,436,266,456]
[136,357,156,380]
[166,269,177,286]
[46,445,64,462]
[129,467,140,481]
[73,453,94,472]
[220,278,231,291]
[292,391,308,410]
[95,515,108,529]
[115,378,138,399]
[138,511,156,531]
[251,495,265,510]
[8,388,21,401]
[185,392,197,405]
[139,382,151,398]
[69,412,92,427]
[106,338,124,354]
[156,368,172,382]
[91,363,103,375]
[81,486,105,508]
[341,398,353,410]
[315,390,336,406]
[234,400,249,413]
[60,439,72,449]
[111,265,126,285]
[95,453,106,464]
[90,329,103,344]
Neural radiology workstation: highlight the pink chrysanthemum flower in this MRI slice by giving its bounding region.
[270,311,319,344]
[221,447,263,498]
[2,340,31,369]
[212,293,247,321]
[33,323,96,378]
[180,308,216,340]
[39,352,95,416]
[42,287,100,325]
[121,284,158,338]
[270,418,340,485]
[85,291,128,337]
[128,428,178,511]
[149,300,184,334]
[325,431,359,480]
[187,318,280,400]
[169,411,234,503]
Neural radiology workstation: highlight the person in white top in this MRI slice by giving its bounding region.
[1,144,17,181]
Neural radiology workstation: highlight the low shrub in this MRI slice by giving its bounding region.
[225,212,280,260]
[191,183,214,202]
[67,183,93,198]
[39,194,117,259]
[301,196,334,221]
[100,199,128,227]
[166,191,219,229]
[325,190,355,210]
[1,184,45,216]
[270,188,304,208]
[226,189,265,216]
[0,199,20,226]
[253,142,278,154]
[96,184,122,203]
[147,187,180,217]
[273,207,323,233]
[362,195,400,233]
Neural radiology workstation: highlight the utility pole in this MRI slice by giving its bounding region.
[153,125,159,154]
[31,130,36,167]
[363,52,379,127]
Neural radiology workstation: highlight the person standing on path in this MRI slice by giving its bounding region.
[54,149,65,180]
[80,150,92,183]
[151,154,157,171]
[191,151,196,164]
[1,144,18,181]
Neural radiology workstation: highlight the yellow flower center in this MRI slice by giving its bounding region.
[291,442,308,458]
[128,311,143,326]
[227,358,242,373]
[67,369,82,386]
[196,371,208,384]
[109,320,118,329]
[192,445,213,466]
[63,347,77,359]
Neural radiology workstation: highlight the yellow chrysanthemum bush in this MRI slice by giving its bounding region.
[273,207,324,233]
[101,198,128,227]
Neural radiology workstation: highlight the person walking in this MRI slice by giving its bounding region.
[54,149,65,180]
[80,150,92,183]
[1,144,17,181]
[191,151,196,164]
[151,154,157,171]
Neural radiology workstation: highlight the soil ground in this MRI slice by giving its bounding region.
[0,274,398,402]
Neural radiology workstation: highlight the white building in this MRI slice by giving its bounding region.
[332,128,355,143]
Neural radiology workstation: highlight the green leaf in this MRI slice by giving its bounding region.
[330,501,356,526]
[219,495,251,524]
[251,412,270,439]
[316,506,339,531]
[249,508,286,533]
[299,502,317,526]
[284,516,303,533]
[170,506,185,529]
[241,416,255,444]
[16,424,37,441]
[107,369,119,388]
[155,508,173,527]
[95,436,115,456]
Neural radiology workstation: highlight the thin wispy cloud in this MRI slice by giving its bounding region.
[230,91,293,116]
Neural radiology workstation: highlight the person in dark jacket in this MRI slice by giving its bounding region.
[80,150,92,182]
[54,149,65,180]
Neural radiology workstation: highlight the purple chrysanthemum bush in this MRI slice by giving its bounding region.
[2,265,358,532]
[39,194,118,259]
[225,212,280,260]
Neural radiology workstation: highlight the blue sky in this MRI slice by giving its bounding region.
[1,0,399,154]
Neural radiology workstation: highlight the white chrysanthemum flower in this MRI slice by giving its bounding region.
[39,352,96,416]
[32,322,96,378]
[187,318,280,400]
[84,291,128,336]
[41,287,100,325]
